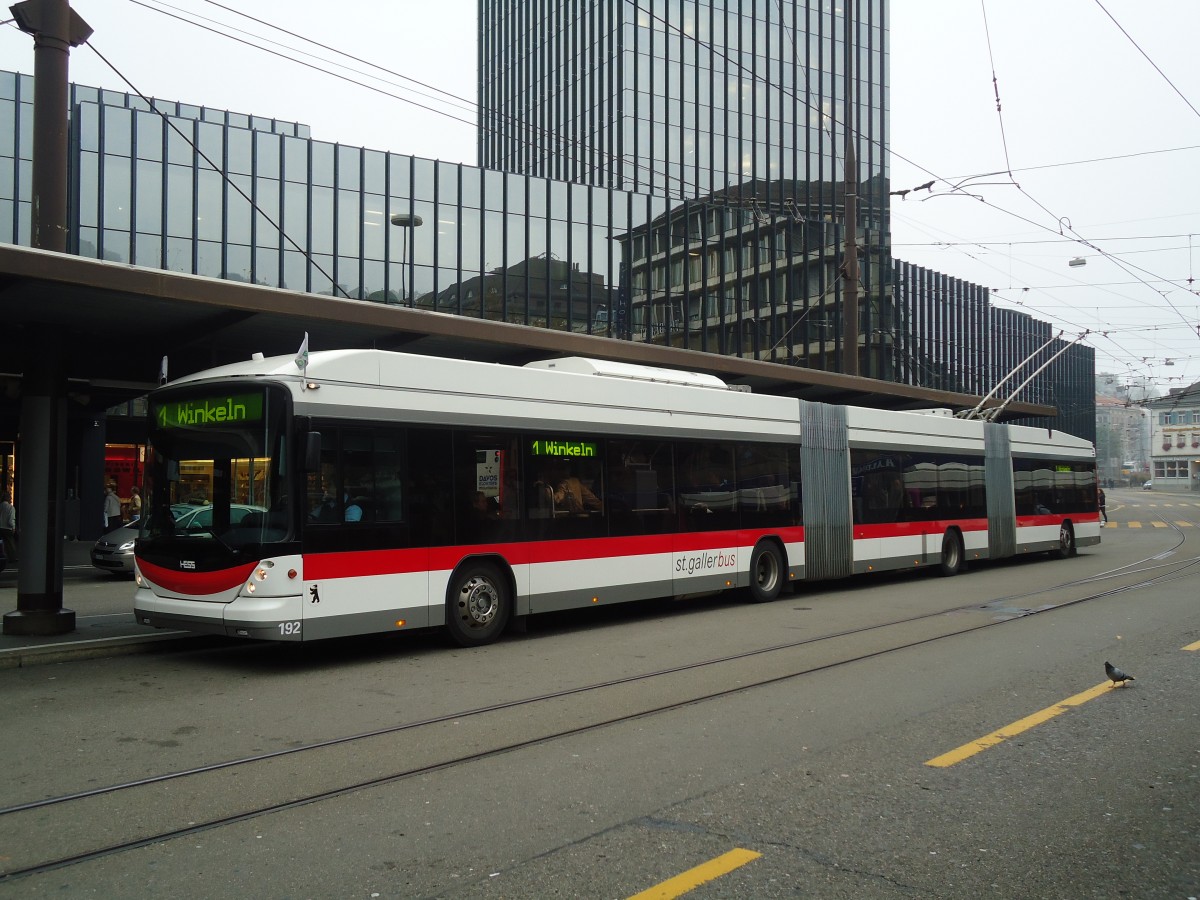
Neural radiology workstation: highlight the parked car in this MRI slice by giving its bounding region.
[1143,480,1153,490]
[90,504,265,575]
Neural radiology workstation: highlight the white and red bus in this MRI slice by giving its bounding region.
[133,350,1100,646]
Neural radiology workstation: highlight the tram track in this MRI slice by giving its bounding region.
[2,524,1198,883]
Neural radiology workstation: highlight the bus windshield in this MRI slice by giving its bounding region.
[142,386,291,548]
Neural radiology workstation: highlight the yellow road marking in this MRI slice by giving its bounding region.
[926,682,1115,768]
[1151,521,1167,528]
[1184,639,1200,652]
[1176,522,1192,527]
[1127,522,1142,528]
[628,848,762,899]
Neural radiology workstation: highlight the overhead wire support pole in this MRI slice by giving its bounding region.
[982,331,1090,423]
[957,330,1063,421]
[840,0,859,377]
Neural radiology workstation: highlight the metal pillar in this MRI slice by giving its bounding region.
[3,0,91,635]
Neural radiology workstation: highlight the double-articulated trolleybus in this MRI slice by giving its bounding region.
[133,350,1100,646]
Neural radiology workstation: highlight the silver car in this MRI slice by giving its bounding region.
[90,504,264,575]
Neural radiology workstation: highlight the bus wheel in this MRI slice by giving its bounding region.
[446,562,511,647]
[1051,522,1076,559]
[938,530,964,577]
[747,542,785,603]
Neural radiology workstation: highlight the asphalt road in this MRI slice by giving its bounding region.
[1,488,1197,897]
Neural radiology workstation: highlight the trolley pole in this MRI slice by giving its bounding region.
[3,0,91,636]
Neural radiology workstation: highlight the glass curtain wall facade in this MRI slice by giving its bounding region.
[0,65,1093,437]
[479,0,891,375]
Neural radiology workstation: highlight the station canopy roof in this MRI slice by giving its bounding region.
[0,244,1054,420]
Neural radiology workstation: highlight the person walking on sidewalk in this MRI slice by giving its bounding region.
[103,485,122,532]
[0,489,16,561]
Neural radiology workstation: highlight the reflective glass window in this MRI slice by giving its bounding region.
[166,116,193,165]
[413,158,435,201]
[227,243,251,282]
[483,168,504,211]
[411,200,435,266]
[228,127,252,175]
[505,212,526,267]
[165,235,191,272]
[388,153,411,198]
[337,256,361,298]
[227,173,252,245]
[505,172,525,214]
[79,151,98,227]
[311,185,334,254]
[283,135,309,183]
[436,206,459,269]
[283,249,306,291]
[196,168,223,241]
[103,108,134,156]
[197,239,221,277]
[363,259,385,302]
[363,193,386,259]
[461,166,481,209]
[282,181,308,250]
[102,229,130,263]
[337,189,361,256]
[254,177,280,248]
[363,149,385,194]
[77,225,98,258]
[134,159,162,234]
[311,141,335,187]
[135,110,162,161]
[255,132,281,179]
[437,161,458,205]
[460,207,481,271]
[166,164,193,238]
[483,210,503,271]
[134,232,161,268]
[78,103,100,153]
[311,254,334,294]
[337,145,361,189]
[252,245,279,286]
[196,121,223,170]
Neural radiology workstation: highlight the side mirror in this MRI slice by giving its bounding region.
[304,432,321,472]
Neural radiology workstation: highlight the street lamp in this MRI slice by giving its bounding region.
[389,213,424,304]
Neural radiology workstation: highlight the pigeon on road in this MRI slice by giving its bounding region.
[1105,661,1135,685]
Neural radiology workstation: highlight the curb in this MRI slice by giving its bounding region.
[0,632,227,669]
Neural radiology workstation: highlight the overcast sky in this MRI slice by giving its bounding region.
[4,0,1198,396]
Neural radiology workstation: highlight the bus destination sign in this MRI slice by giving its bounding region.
[530,439,597,457]
[155,394,264,429]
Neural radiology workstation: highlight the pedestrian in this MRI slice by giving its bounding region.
[1098,487,1107,526]
[0,489,16,561]
[103,485,123,531]
[128,485,142,522]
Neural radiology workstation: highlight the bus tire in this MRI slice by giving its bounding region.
[747,541,785,603]
[938,530,964,577]
[446,561,511,647]
[1051,522,1076,559]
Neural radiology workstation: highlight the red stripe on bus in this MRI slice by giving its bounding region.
[138,557,258,595]
[302,527,807,581]
[853,519,989,539]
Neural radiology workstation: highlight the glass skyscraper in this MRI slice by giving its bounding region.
[480,0,892,376]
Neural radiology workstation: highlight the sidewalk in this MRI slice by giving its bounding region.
[0,540,216,668]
